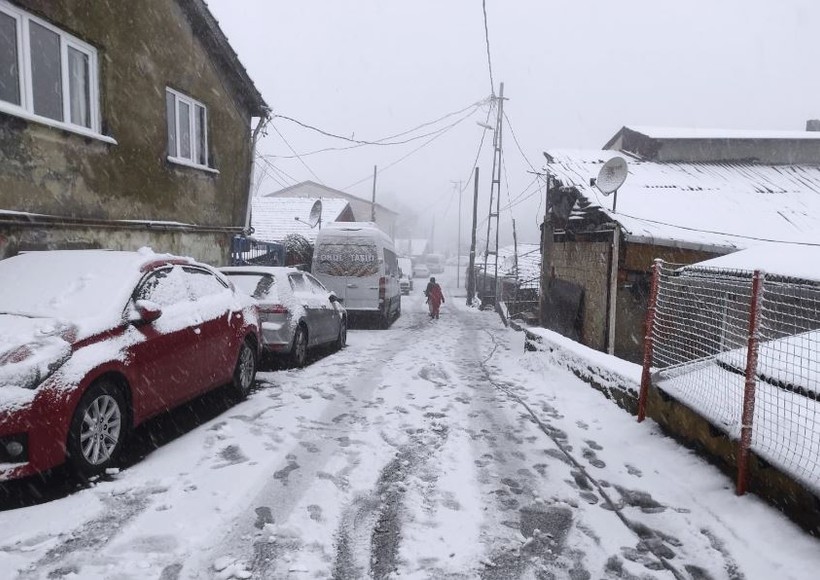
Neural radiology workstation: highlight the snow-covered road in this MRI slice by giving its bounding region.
[1,270,819,579]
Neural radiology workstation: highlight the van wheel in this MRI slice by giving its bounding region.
[67,379,126,479]
[291,325,308,367]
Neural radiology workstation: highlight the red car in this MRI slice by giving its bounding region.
[0,249,260,481]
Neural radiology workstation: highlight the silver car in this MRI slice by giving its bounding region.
[221,267,346,368]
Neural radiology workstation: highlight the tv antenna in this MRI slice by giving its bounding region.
[595,156,628,212]
[294,199,323,229]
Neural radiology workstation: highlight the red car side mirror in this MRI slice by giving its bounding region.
[133,300,163,324]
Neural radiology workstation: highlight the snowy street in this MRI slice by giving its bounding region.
[1,268,819,579]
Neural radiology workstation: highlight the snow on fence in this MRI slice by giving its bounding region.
[639,259,820,494]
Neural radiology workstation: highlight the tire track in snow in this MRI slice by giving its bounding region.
[191,309,440,578]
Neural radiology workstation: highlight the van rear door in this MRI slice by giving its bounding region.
[313,237,381,312]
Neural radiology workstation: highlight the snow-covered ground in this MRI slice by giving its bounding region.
[1,267,819,579]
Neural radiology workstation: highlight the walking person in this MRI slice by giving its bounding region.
[424,277,445,319]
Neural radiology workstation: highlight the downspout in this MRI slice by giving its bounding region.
[244,110,271,235]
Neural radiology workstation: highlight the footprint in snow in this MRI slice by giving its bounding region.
[212,445,248,469]
[274,456,300,484]
[254,506,274,529]
[307,504,323,522]
[582,448,606,469]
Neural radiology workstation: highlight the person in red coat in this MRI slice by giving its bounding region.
[424,277,445,319]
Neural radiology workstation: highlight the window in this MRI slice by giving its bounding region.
[0,1,101,135]
[184,267,229,299]
[166,88,210,169]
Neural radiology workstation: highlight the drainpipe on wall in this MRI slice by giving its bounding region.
[244,110,272,235]
[606,225,621,355]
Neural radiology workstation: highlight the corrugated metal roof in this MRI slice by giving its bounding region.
[545,149,820,253]
[690,244,820,282]
[251,197,352,244]
[627,126,820,141]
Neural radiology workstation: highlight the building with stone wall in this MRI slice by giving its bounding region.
[0,0,268,264]
[543,125,820,363]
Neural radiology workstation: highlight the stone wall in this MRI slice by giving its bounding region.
[552,240,611,350]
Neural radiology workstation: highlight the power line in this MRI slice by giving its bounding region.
[271,97,490,150]
[341,104,483,191]
[442,106,494,218]
[503,111,538,174]
[271,122,323,184]
[481,0,495,96]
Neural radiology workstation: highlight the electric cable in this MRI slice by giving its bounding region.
[269,97,490,152]
[341,104,484,191]
[271,122,323,184]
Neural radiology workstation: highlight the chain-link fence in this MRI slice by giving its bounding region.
[640,260,820,494]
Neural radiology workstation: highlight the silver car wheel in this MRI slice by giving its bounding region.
[79,394,122,466]
[292,326,308,367]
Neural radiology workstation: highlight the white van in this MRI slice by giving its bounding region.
[312,222,401,328]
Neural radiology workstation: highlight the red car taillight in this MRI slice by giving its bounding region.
[379,277,386,302]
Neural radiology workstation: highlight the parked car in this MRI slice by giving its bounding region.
[398,257,413,295]
[0,249,260,482]
[221,266,346,367]
[425,253,445,274]
[413,264,431,278]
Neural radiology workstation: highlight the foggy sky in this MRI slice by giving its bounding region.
[207,0,820,251]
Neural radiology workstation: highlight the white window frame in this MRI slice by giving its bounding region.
[166,87,216,173]
[0,0,113,144]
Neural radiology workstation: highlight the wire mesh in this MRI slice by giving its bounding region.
[650,262,820,492]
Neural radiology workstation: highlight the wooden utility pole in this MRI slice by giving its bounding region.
[466,167,479,305]
[451,180,463,287]
[371,165,377,222]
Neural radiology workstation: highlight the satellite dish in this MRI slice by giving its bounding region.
[596,156,628,196]
[308,200,322,228]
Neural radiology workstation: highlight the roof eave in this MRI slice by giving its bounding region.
[179,0,269,117]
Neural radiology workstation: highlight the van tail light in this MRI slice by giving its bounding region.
[378,277,386,303]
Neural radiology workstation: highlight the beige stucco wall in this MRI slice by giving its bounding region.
[0,0,254,228]
[0,221,232,265]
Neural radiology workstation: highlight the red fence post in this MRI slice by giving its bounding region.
[638,259,662,422]
[737,270,764,496]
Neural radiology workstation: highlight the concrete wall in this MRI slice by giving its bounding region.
[1,0,254,229]
[552,240,610,350]
[0,221,232,265]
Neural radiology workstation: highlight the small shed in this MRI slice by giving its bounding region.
[544,126,820,363]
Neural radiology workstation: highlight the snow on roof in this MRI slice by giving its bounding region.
[251,197,352,244]
[689,243,820,282]
[0,249,179,338]
[627,126,820,141]
[546,148,820,252]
